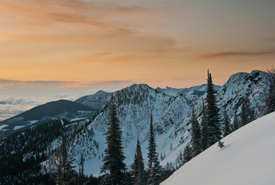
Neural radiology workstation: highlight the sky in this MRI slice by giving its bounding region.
[0,0,275,120]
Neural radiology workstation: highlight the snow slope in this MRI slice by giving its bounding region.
[162,112,275,185]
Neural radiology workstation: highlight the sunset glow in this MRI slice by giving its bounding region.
[0,0,275,95]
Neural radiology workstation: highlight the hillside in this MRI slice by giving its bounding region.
[162,112,275,185]
[0,100,95,139]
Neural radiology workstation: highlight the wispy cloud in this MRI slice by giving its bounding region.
[0,79,132,89]
[262,37,275,42]
[0,0,150,42]
[77,35,187,64]
[198,51,275,59]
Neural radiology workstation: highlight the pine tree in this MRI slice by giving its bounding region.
[223,110,231,137]
[240,97,249,126]
[61,130,76,185]
[100,96,126,185]
[48,129,76,185]
[131,138,145,185]
[206,70,222,146]
[183,143,192,164]
[233,112,239,131]
[147,112,162,185]
[218,140,224,148]
[78,154,85,185]
[201,103,209,150]
[190,107,202,157]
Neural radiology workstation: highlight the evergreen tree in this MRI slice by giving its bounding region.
[190,107,202,157]
[240,96,256,127]
[183,143,192,164]
[49,130,76,185]
[206,70,222,146]
[61,130,76,185]
[240,97,249,126]
[223,110,231,137]
[233,112,239,131]
[218,140,224,148]
[100,96,126,185]
[147,112,162,185]
[78,154,85,185]
[201,103,209,150]
[265,67,275,115]
[131,138,145,185]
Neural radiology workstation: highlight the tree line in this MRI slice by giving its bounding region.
[176,68,275,168]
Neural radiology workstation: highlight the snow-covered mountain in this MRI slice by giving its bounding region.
[0,70,272,181]
[74,90,111,110]
[161,112,275,185]
[156,84,221,97]
[69,70,271,176]
[0,100,95,139]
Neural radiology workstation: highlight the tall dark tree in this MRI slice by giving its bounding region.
[223,110,231,137]
[131,138,145,185]
[190,107,202,157]
[265,67,275,115]
[201,103,209,150]
[62,131,76,185]
[100,95,126,185]
[240,97,249,126]
[240,96,256,127]
[78,154,85,185]
[233,112,239,131]
[48,130,76,185]
[206,70,222,146]
[183,143,192,164]
[147,112,161,185]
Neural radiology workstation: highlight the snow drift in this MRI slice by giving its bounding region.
[162,112,275,185]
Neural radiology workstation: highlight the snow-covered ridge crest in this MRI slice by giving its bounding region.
[161,112,275,185]
[72,70,270,176]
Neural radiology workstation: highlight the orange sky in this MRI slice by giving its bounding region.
[0,0,275,90]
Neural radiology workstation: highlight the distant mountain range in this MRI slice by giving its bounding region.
[0,70,272,182]
[0,100,95,139]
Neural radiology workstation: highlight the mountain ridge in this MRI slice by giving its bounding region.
[0,70,271,181]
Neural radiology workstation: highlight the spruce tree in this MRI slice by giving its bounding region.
[131,138,145,185]
[233,113,239,131]
[201,103,209,150]
[206,70,222,146]
[100,96,126,185]
[61,130,76,185]
[190,107,202,157]
[147,112,161,185]
[78,154,85,185]
[223,110,231,137]
[183,143,192,164]
[49,129,76,185]
[240,97,249,126]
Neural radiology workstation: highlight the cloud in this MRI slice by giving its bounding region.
[0,79,133,120]
[76,35,187,64]
[262,37,275,42]
[198,51,275,59]
[0,0,150,42]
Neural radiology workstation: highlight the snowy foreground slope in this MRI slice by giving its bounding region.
[162,112,275,185]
